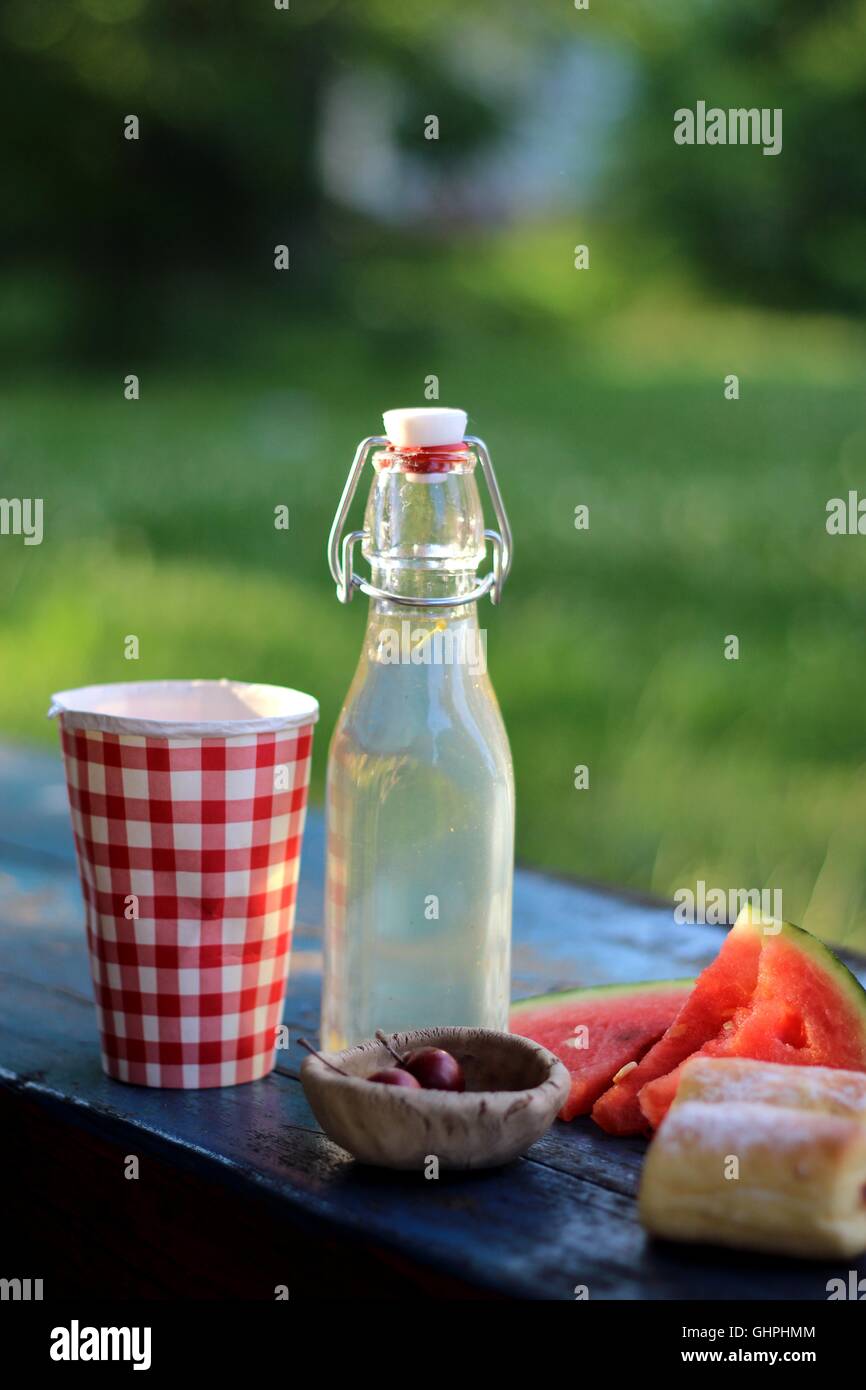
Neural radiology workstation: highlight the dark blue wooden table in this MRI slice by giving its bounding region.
[2,742,863,1300]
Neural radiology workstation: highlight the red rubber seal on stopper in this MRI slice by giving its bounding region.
[378,442,469,474]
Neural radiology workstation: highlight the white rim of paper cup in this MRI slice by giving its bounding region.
[47,679,319,739]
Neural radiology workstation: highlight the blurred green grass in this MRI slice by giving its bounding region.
[2,303,866,948]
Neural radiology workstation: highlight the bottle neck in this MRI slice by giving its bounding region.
[362,448,485,612]
[367,564,480,609]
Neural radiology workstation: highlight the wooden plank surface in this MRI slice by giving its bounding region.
[1,741,864,1301]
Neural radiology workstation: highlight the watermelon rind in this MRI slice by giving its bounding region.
[510,978,694,1019]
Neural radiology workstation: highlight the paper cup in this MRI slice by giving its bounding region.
[49,680,318,1088]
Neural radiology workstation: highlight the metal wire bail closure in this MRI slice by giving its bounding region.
[327,434,513,608]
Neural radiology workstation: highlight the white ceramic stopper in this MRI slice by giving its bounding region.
[382,407,468,449]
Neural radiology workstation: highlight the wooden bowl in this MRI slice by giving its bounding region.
[299,1026,570,1170]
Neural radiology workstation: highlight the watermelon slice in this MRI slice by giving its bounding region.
[591,911,763,1135]
[593,905,866,1136]
[510,979,694,1121]
[639,911,866,1128]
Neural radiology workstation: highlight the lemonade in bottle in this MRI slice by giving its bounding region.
[321,407,514,1049]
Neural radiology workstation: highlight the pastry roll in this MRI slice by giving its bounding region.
[676,1056,866,1118]
[639,1061,866,1258]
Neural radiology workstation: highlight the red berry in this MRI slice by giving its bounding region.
[367,1067,422,1088]
[403,1047,465,1092]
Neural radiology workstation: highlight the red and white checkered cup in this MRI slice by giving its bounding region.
[48,679,318,1088]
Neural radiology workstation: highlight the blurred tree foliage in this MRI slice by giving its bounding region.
[0,0,864,365]
[612,0,866,313]
[0,0,506,362]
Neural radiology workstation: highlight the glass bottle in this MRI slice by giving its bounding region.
[321,407,514,1050]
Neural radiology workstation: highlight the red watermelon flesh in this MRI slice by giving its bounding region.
[510,980,693,1121]
[591,913,763,1135]
[639,917,866,1129]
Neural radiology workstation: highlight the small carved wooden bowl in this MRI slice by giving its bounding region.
[300,1026,570,1171]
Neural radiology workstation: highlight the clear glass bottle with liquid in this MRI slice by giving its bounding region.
[321,407,514,1050]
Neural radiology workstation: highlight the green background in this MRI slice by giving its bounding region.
[1,1,865,946]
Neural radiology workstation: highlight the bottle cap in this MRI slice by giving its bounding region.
[382,407,468,449]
